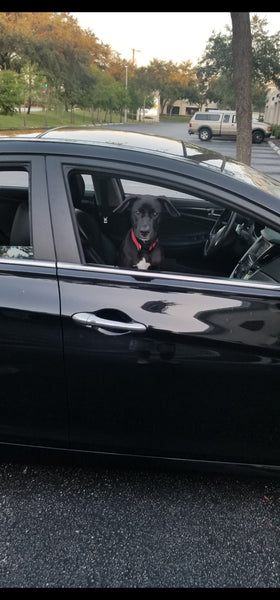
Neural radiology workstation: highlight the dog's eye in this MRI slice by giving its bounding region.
[153,211,158,217]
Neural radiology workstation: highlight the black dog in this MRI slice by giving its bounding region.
[115,195,179,271]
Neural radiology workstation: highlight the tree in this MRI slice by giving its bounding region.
[140,59,200,115]
[21,62,46,114]
[88,67,126,123]
[196,29,233,107]
[197,15,280,114]
[231,12,252,165]
[251,15,280,88]
[205,74,235,109]
[0,12,109,113]
[0,70,24,114]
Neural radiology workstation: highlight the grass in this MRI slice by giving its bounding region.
[0,108,126,131]
[0,108,191,131]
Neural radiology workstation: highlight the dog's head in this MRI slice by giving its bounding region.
[114,194,180,244]
[131,196,162,243]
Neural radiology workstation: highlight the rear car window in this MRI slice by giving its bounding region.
[195,113,221,121]
[0,168,33,259]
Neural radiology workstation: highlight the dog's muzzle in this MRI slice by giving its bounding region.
[131,229,158,252]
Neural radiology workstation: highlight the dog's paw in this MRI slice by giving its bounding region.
[134,257,151,270]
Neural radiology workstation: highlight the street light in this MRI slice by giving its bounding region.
[124,65,128,123]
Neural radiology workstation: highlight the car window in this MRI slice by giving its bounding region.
[82,174,94,193]
[66,168,280,285]
[0,168,33,260]
[121,179,194,200]
[195,113,220,121]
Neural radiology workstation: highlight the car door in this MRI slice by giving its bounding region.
[47,155,280,468]
[222,113,237,136]
[0,156,67,448]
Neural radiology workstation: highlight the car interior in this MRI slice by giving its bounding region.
[67,169,280,285]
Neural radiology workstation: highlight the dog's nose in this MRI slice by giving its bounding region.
[140,228,150,238]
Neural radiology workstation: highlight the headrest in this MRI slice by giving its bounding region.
[10,202,30,246]
[69,172,85,207]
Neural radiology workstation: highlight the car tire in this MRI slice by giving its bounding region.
[199,128,212,142]
[252,130,264,144]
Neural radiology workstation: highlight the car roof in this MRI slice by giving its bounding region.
[36,126,185,157]
[192,110,235,115]
[207,110,235,113]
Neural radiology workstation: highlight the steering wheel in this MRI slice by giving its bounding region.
[204,209,237,257]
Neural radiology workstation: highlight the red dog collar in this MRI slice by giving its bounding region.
[131,229,158,252]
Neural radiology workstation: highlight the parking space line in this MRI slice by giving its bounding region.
[268,140,280,156]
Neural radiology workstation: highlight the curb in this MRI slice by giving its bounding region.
[268,140,280,155]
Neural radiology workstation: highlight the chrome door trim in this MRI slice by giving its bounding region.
[57,261,280,292]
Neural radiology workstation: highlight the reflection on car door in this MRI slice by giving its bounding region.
[60,264,280,467]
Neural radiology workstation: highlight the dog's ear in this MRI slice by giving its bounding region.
[158,196,180,217]
[112,195,138,214]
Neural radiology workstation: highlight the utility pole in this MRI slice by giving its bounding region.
[131,48,140,66]
[124,65,128,123]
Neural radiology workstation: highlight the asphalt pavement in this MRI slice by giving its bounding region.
[0,459,280,588]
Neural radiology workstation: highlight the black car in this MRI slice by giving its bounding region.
[1,126,280,475]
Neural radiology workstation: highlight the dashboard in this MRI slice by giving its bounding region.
[231,227,280,283]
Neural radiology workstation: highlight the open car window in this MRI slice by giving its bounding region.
[121,178,196,200]
[67,168,280,286]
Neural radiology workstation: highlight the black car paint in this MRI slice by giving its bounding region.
[59,264,280,466]
[0,133,280,474]
[0,261,67,446]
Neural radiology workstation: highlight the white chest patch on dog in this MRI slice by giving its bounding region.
[135,257,151,270]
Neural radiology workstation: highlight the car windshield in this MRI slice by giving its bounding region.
[183,141,280,199]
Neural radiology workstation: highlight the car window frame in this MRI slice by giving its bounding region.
[45,154,280,292]
[0,155,56,264]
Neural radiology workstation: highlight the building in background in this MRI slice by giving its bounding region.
[264,85,280,125]
[162,98,218,116]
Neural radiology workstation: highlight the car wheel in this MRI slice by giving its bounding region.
[252,130,264,144]
[199,128,212,142]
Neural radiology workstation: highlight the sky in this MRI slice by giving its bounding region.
[72,11,280,67]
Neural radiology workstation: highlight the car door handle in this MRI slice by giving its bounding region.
[72,312,146,333]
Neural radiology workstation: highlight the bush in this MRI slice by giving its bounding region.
[160,114,191,123]
[271,125,280,139]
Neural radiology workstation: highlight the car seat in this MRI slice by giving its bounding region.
[10,202,30,245]
[68,171,117,265]
[75,208,117,265]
